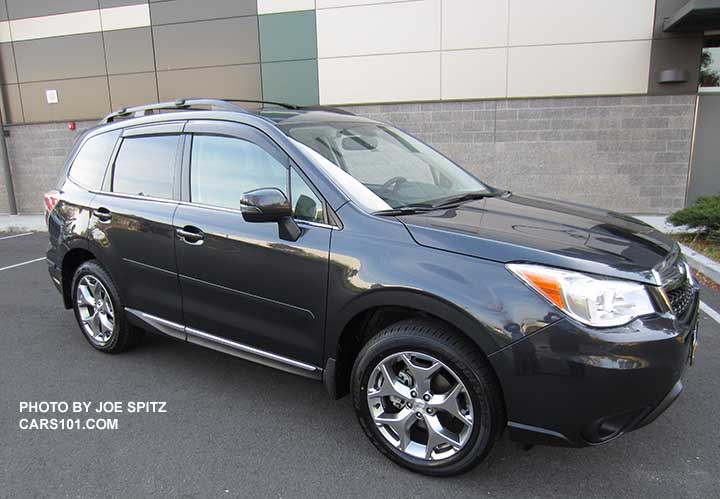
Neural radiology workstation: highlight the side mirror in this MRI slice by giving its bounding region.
[240,188,301,241]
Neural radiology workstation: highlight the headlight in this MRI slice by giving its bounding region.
[507,263,656,327]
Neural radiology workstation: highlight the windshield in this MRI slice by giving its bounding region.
[279,121,490,209]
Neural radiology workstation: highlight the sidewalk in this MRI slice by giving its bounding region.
[0,215,46,232]
[635,215,720,285]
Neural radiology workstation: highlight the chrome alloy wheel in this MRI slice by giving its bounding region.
[367,351,474,461]
[76,275,115,345]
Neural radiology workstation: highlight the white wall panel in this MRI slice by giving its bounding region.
[442,48,507,99]
[100,4,151,32]
[508,41,651,97]
[317,0,440,58]
[442,0,508,50]
[509,0,655,46]
[0,22,10,43]
[258,0,315,14]
[317,0,409,8]
[10,10,102,41]
[319,52,441,104]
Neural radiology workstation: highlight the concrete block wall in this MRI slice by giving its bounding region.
[345,94,697,214]
[0,95,697,215]
[0,120,95,214]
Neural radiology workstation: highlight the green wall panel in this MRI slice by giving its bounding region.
[262,59,319,106]
[259,10,317,63]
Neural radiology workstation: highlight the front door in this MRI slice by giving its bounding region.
[174,121,332,367]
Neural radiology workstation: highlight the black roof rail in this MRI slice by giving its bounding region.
[298,105,355,116]
[224,99,300,110]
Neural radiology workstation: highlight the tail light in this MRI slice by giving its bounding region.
[44,190,60,219]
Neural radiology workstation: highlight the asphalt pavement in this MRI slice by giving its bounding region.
[1,231,719,498]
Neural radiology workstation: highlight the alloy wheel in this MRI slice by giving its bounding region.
[366,351,474,461]
[76,275,115,345]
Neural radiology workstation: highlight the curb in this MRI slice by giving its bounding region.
[680,243,720,285]
[0,215,46,232]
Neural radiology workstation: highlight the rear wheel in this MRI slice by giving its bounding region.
[71,260,142,353]
[351,320,504,476]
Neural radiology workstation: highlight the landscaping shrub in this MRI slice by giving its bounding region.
[669,195,720,241]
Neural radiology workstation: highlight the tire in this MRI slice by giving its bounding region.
[70,260,143,353]
[351,319,505,476]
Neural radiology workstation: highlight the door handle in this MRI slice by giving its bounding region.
[176,226,204,245]
[93,207,112,222]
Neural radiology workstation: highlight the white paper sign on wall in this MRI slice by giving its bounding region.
[46,89,58,104]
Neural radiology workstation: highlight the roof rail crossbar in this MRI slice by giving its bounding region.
[100,98,248,124]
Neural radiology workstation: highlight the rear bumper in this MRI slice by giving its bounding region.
[490,287,699,447]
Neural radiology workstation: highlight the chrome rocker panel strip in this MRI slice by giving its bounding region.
[125,307,322,380]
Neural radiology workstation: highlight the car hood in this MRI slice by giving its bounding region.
[397,194,677,284]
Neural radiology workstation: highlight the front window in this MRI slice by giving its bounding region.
[280,121,489,209]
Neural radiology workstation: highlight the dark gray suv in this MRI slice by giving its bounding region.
[45,99,699,476]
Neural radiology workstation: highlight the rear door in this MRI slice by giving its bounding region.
[88,123,185,324]
[173,120,332,368]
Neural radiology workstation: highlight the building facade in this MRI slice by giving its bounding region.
[0,0,717,214]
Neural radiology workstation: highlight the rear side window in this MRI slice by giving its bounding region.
[112,135,179,199]
[68,130,120,190]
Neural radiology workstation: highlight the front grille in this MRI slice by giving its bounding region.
[665,281,694,318]
[655,249,695,318]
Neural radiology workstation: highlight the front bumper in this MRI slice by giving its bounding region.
[489,287,700,447]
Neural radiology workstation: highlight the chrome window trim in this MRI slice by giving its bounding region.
[175,200,339,229]
[90,189,178,205]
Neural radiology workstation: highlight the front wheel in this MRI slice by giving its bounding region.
[351,320,505,476]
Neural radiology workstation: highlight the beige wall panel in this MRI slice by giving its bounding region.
[14,33,106,82]
[104,27,155,75]
[109,72,158,110]
[508,41,652,98]
[442,48,507,100]
[157,65,262,101]
[442,0,508,50]
[509,0,655,46]
[20,76,111,122]
[317,0,441,58]
[0,43,17,83]
[319,52,441,104]
[1,84,24,123]
[153,17,260,70]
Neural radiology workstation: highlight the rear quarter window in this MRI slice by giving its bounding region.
[67,130,120,190]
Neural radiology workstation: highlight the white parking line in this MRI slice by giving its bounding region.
[700,301,720,325]
[0,257,45,272]
[0,232,34,241]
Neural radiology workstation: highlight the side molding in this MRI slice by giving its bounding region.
[125,307,322,380]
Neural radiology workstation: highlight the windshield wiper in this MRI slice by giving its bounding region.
[373,206,434,216]
[427,191,498,209]
[374,191,502,217]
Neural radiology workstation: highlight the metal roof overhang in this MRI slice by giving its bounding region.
[663,0,720,33]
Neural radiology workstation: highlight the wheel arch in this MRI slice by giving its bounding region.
[325,288,502,399]
[60,246,100,309]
